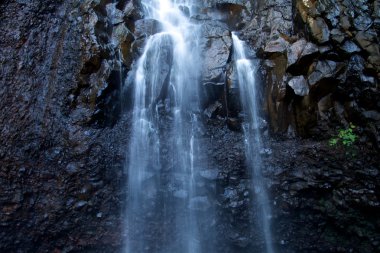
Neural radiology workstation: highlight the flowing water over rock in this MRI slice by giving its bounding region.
[125,1,214,252]
[232,33,275,253]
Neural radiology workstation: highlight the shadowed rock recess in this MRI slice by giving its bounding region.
[0,0,379,252]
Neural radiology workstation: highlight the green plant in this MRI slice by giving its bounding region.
[329,123,357,148]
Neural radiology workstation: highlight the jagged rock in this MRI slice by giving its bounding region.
[330,29,345,43]
[309,17,330,43]
[353,14,373,31]
[316,0,340,27]
[140,34,173,102]
[340,14,351,30]
[134,19,163,38]
[318,94,333,119]
[362,110,380,121]
[341,40,361,53]
[308,60,344,86]
[287,39,318,73]
[264,37,289,54]
[355,31,380,56]
[200,20,232,86]
[204,101,223,118]
[106,3,125,25]
[288,76,309,96]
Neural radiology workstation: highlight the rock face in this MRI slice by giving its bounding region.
[0,0,379,253]
[0,0,133,252]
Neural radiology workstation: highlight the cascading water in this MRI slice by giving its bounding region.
[232,33,275,253]
[125,1,214,252]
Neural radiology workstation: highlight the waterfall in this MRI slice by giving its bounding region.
[232,33,275,253]
[125,1,213,252]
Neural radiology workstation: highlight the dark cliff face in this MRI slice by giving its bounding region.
[0,0,129,252]
[0,0,379,253]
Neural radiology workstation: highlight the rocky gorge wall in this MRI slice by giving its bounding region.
[0,0,379,252]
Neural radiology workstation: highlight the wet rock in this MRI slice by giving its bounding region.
[140,34,173,102]
[288,76,309,96]
[200,20,232,86]
[134,19,163,38]
[106,3,124,25]
[204,101,223,118]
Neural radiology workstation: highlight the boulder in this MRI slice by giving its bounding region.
[200,20,232,86]
[340,40,361,54]
[264,37,289,54]
[316,0,340,27]
[330,29,345,43]
[288,76,309,96]
[308,60,344,86]
[309,17,330,43]
[355,30,380,56]
[287,39,318,73]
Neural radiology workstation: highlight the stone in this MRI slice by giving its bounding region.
[106,3,124,25]
[287,39,318,72]
[355,31,380,56]
[353,14,373,31]
[330,29,345,43]
[138,34,173,102]
[134,19,162,38]
[264,37,289,54]
[309,17,330,43]
[316,0,340,26]
[308,60,344,86]
[288,76,309,96]
[75,201,88,209]
[362,111,380,121]
[341,40,361,53]
[204,101,223,118]
[200,20,232,86]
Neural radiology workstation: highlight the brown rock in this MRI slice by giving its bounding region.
[309,17,330,43]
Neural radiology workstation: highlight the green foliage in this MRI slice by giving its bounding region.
[329,123,357,148]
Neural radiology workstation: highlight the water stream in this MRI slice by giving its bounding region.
[232,33,275,253]
[125,1,212,252]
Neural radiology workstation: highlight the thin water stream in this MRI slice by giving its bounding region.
[232,33,275,253]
